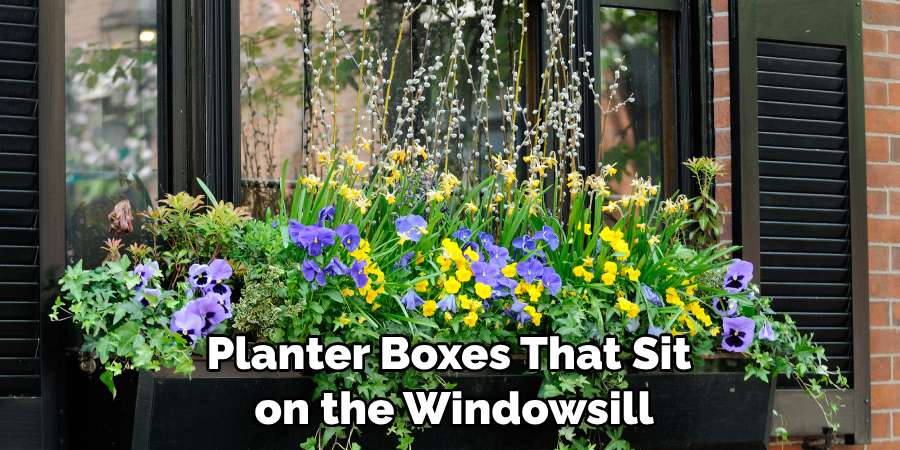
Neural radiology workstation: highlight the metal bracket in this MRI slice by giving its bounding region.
[802,428,834,450]
[66,347,97,374]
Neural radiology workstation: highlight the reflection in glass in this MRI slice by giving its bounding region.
[592,8,663,199]
[239,0,522,218]
[65,0,158,268]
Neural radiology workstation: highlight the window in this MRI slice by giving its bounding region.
[64,0,160,268]
[238,0,700,218]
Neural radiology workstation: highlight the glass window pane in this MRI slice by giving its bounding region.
[239,0,524,218]
[592,8,665,199]
[65,0,159,268]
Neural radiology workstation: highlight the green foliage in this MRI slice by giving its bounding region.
[52,257,194,398]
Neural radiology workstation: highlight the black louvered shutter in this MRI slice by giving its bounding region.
[0,0,39,398]
[732,0,869,442]
[755,41,853,386]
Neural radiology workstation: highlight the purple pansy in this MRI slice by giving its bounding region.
[512,235,537,253]
[534,226,559,251]
[500,300,531,326]
[400,289,425,310]
[394,251,415,270]
[134,288,161,307]
[452,227,473,241]
[317,206,336,226]
[712,298,739,318]
[484,243,510,268]
[493,277,518,299]
[723,259,754,293]
[350,259,369,289]
[302,260,326,290]
[722,316,756,352]
[478,231,494,247]
[539,267,562,296]
[641,284,664,307]
[517,258,544,284]
[288,219,306,247]
[187,295,232,336]
[324,257,350,276]
[206,259,233,295]
[648,325,664,337]
[133,261,159,291]
[272,221,278,228]
[169,308,204,346]
[296,225,336,256]
[437,294,457,313]
[758,320,776,341]
[471,261,500,287]
[188,264,213,291]
[395,215,428,242]
[336,224,361,253]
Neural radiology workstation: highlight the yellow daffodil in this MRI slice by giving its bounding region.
[582,257,594,268]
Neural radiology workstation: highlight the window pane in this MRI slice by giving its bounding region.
[239,0,523,218]
[592,8,665,199]
[65,0,159,268]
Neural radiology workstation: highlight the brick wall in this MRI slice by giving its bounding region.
[713,1,900,448]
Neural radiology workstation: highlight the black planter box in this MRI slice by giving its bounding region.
[131,358,775,450]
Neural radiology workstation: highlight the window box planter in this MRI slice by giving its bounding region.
[131,356,775,450]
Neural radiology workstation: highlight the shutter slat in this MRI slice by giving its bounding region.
[0,227,35,245]
[758,86,844,106]
[760,161,846,179]
[760,206,847,223]
[761,221,848,238]
[0,302,36,320]
[0,6,35,25]
[761,252,849,268]
[757,56,843,77]
[0,320,36,338]
[760,176,846,194]
[0,96,33,116]
[0,357,37,374]
[0,22,34,42]
[759,131,845,149]
[769,296,850,313]
[0,190,35,208]
[758,71,844,91]
[0,60,35,80]
[759,116,845,136]
[0,115,34,134]
[757,41,844,62]
[0,79,35,98]
[760,192,846,209]
[0,265,35,281]
[759,146,846,164]
[0,282,37,301]
[0,153,35,172]
[761,237,848,253]
[0,41,34,62]
[0,247,35,265]
[761,267,849,283]
[758,100,845,120]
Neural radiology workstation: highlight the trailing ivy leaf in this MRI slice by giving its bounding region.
[133,343,154,367]
[99,370,117,398]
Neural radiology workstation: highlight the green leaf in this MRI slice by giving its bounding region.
[100,370,117,398]
[196,178,218,205]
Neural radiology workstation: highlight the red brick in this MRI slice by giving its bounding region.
[863,1,900,27]
[873,411,891,438]
[873,356,892,383]
[868,80,888,106]
[871,218,900,243]
[716,158,731,184]
[865,54,900,80]
[893,246,900,271]
[715,129,731,156]
[867,108,900,134]
[715,185,731,209]
[720,212,733,242]
[891,30,900,56]
[712,15,728,42]
[865,28,887,54]
[874,301,891,326]
[870,272,900,299]
[714,71,730,98]
[714,99,730,128]
[871,245,890,271]
[713,43,729,70]
[873,328,900,354]
[892,137,900,163]
[869,135,890,162]
[711,0,728,13]
[871,380,900,410]
[871,190,889,215]
[867,164,900,189]
[892,191,900,216]
[891,83,900,107]
[893,355,900,381]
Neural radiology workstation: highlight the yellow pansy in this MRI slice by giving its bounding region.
[422,300,437,317]
[456,268,473,282]
[601,272,616,286]
[523,305,542,326]
[444,312,453,321]
[463,247,480,262]
[339,317,350,325]
[603,261,618,274]
[365,289,378,304]
[573,265,587,277]
[371,303,381,312]
[475,283,492,299]
[415,279,429,292]
[584,271,595,282]
[445,277,462,294]
[464,311,478,328]
[600,226,617,242]
[341,288,355,297]
[710,326,720,336]
[358,317,367,324]
[502,263,517,278]
[459,294,474,311]
[626,267,641,282]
